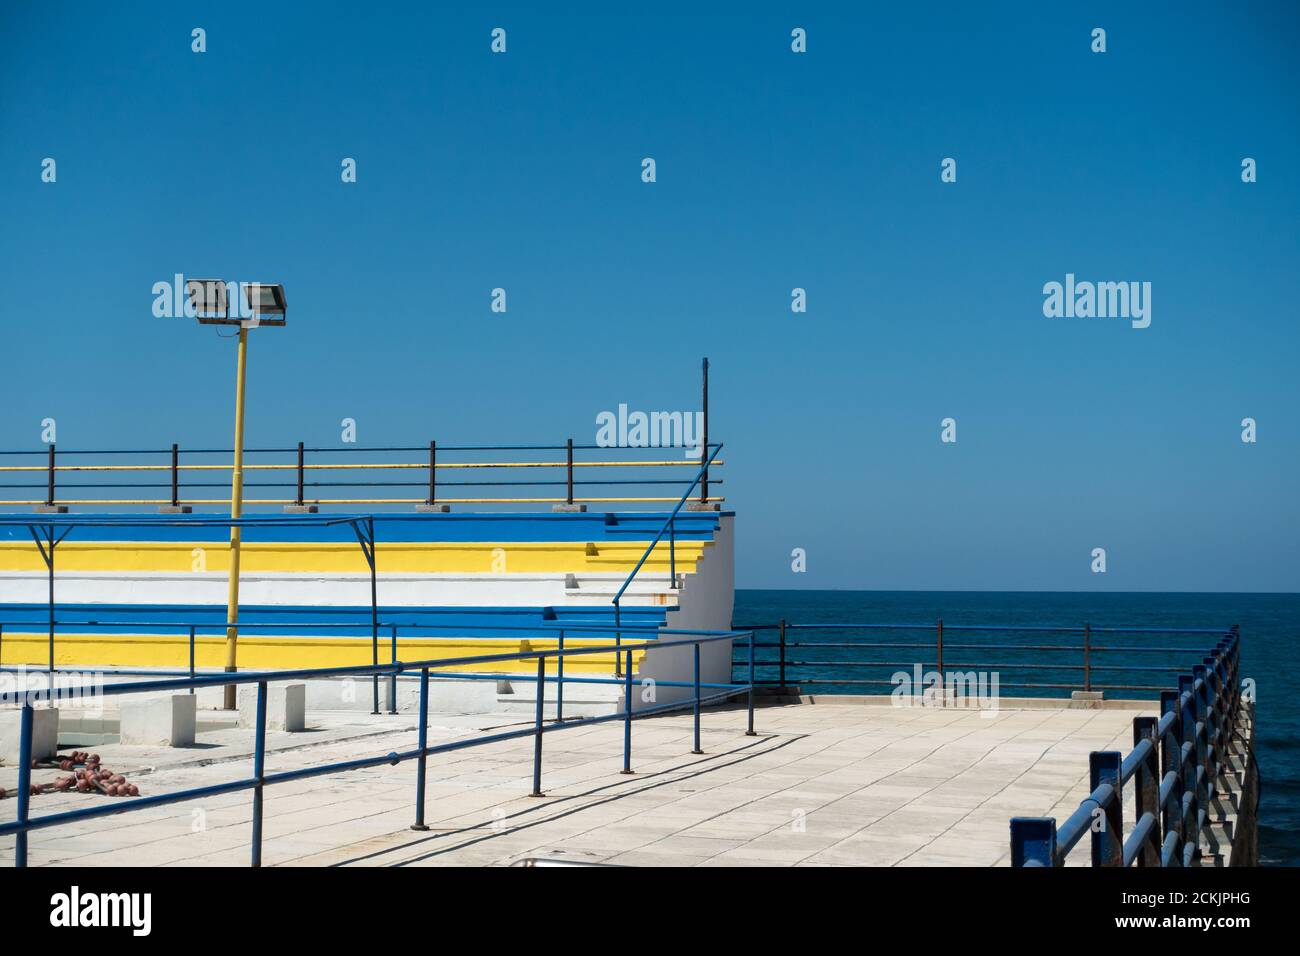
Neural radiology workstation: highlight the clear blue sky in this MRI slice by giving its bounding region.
[2,2,1297,592]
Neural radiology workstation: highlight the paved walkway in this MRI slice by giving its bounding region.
[0,701,1148,866]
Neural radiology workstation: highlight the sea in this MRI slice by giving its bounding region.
[732,589,1299,867]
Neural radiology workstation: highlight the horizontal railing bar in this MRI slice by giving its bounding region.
[0,443,723,456]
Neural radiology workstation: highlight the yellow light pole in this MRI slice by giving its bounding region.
[187,279,287,711]
[222,325,250,710]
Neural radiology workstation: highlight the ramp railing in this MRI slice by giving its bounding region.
[0,627,757,868]
[1010,627,1244,867]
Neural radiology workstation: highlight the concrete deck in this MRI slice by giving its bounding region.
[0,700,1151,867]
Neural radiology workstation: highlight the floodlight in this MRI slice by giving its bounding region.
[243,283,287,326]
[186,278,233,325]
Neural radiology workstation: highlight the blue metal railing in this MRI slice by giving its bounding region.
[0,617,721,721]
[0,627,758,868]
[611,443,724,675]
[1010,626,1244,867]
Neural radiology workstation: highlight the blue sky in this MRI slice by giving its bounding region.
[1,2,1297,591]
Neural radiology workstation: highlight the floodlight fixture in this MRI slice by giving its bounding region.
[186,278,233,325]
[243,282,287,326]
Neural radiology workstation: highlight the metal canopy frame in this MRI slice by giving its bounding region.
[0,512,386,708]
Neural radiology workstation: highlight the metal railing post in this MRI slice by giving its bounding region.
[936,618,944,685]
[1133,715,1160,866]
[426,440,436,506]
[746,631,756,736]
[1160,690,1183,865]
[778,618,786,690]
[15,702,33,868]
[1193,663,1211,832]
[620,649,634,774]
[669,518,677,588]
[46,443,55,507]
[554,630,565,723]
[531,655,546,796]
[189,625,196,691]
[691,642,702,755]
[613,603,622,678]
[295,441,305,507]
[1083,622,1091,693]
[412,667,430,830]
[171,443,181,507]
[1089,751,1123,867]
[250,680,267,867]
[700,357,709,503]
[1178,675,1198,864]
[1010,817,1057,867]
[565,437,574,506]
[389,624,399,714]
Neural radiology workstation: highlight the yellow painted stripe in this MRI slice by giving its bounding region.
[0,632,640,675]
[0,540,707,574]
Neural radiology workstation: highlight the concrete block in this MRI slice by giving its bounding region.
[551,504,587,512]
[120,694,196,747]
[283,504,318,514]
[157,505,192,514]
[238,683,306,731]
[0,706,59,763]
[416,504,450,513]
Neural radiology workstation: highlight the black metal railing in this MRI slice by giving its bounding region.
[731,620,1236,697]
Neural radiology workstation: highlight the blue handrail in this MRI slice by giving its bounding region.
[1010,627,1244,867]
[1,627,758,867]
[610,443,724,673]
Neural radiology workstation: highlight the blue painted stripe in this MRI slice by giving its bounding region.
[0,602,671,637]
[0,511,724,544]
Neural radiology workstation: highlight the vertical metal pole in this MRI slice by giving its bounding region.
[411,667,430,830]
[46,443,55,507]
[1083,622,1091,693]
[250,680,267,867]
[691,642,702,754]
[223,326,250,711]
[1089,751,1123,866]
[426,440,436,505]
[389,624,399,714]
[189,625,196,691]
[1133,715,1160,866]
[936,618,945,682]
[700,357,709,503]
[613,601,622,678]
[620,649,634,774]
[669,519,677,588]
[1160,690,1183,862]
[171,443,180,508]
[746,631,756,736]
[15,702,32,868]
[1010,817,1058,867]
[1178,676,1198,864]
[1193,664,1210,832]
[779,618,786,690]
[367,518,379,715]
[0,622,5,667]
[295,441,305,506]
[554,630,565,723]
[566,438,574,505]
[531,655,545,796]
[46,526,54,679]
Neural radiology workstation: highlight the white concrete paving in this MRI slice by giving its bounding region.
[0,700,1150,867]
